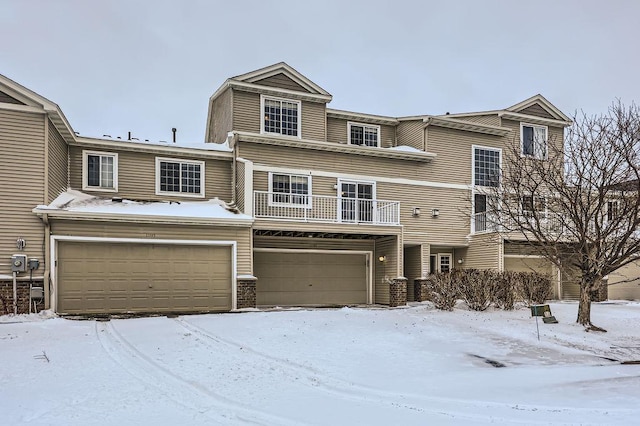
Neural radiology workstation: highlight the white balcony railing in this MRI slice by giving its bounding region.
[473,211,565,234]
[254,191,400,225]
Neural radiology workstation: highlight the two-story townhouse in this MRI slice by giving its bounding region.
[1,62,585,315]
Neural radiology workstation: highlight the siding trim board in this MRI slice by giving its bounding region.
[72,137,233,160]
[50,235,238,313]
[236,132,436,162]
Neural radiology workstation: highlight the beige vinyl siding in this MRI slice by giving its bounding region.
[452,115,501,126]
[0,109,46,274]
[301,101,326,141]
[519,104,555,120]
[608,262,640,300]
[68,146,233,201]
[326,118,395,147]
[426,126,503,186]
[47,119,68,203]
[457,233,500,270]
[374,236,400,305]
[208,87,233,143]
[376,183,471,246]
[254,73,310,92]
[397,120,424,150]
[232,90,326,141]
[0,90,24,105]
[232,90,261,134]
[50,220,253,275]
[238,142,435,182]
[254,236,374,251]
[500,118,564,156]
[236,160,245,212]
[327,117,347,144]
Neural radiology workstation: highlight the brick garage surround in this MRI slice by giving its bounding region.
[413,278,430,302]
[237,276,257,309]
[389,277,407,307]
[0,280,45,315]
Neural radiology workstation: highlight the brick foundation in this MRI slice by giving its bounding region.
[413,278,430,302]
[0,280,45,315]
[389,277,407,307]
[237,277,257,309]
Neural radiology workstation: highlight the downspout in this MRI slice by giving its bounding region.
[41,213,51,310]
[230,132,238,205]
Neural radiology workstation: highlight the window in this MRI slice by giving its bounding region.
[83,151,117,191]
[269,173,311,207]
[339,180,375,222]
[473,146,501,187]
[156,157,205,197]
[607,200,619,221]
[438,254,452,273]
[521,195,547,218]
[348,122,380,147]
[521,123,547,159]
[261,96,300,137]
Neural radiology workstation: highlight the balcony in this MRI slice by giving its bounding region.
[254,191,400,225]
[473,211,565,234]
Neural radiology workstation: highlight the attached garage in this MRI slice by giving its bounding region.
[254,250,371,306]
[55,238,234,315]
[503,256,553,275]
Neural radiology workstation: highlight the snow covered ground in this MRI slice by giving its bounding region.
[1,301,639,425]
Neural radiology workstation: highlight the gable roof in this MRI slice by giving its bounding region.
[232,62,331,97]
[505,94,572,123]
[0,73,76,143]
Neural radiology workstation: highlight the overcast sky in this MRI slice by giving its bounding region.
[2,0,639,143]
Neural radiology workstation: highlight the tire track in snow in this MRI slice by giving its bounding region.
[175,317,623,424]
[95,321,298,426]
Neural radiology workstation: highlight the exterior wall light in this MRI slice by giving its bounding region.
[457,258,464,264]
[378,255,387,262]
[431,209,440,217]
[412,207,421,217]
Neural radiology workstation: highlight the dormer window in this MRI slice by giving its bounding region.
[521,123,547,159]
[348,122,380,147]
[261,95,300,137]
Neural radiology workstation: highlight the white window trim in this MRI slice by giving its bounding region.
[520,194,548,220]
[337,178,377,223]
[155,157,205,198]
[82,150,118,192]
[347,121,381,147]
[471,144,502,187]
[520,122,548,160]
[260,94,302,139]
[268,172,312,209]
[437,253,452,273]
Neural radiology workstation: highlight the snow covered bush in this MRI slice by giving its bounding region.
[427,272,459,311]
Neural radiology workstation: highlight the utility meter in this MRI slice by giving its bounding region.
[11,254,27,273]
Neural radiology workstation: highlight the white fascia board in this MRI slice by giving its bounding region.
[326,108,399,125]
[33,209,254,227]
[73,136,233,160]
[498,111,572,127]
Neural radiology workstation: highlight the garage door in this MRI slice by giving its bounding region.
[254,251,368,306]
[57,241,232,314]
[504,257,553,275]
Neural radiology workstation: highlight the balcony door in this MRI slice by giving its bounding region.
[339,180,375,223]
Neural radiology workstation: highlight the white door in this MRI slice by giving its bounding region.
[340,181,375,223]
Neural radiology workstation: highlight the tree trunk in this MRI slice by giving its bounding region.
[577,279,592,326]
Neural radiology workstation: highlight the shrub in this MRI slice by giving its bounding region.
[427,273,459,311]
[515,272,553,305]
[492,271,517,310]
[457,269,495,311]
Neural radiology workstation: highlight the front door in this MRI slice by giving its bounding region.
[340,181,374,223]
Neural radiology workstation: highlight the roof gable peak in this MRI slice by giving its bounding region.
[506,94,571,122]
[231,62,331,97]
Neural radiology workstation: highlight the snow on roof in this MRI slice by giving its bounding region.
[34,190,252,223]
[386,145,424,153]
[81,136,233,152]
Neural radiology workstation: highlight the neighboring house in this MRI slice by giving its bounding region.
[1,62,596,315]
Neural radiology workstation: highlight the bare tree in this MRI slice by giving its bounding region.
[491,101,640,330]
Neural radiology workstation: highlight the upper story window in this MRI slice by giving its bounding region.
[473,146,501,187]
[269,172,311,207]
[521,123,547,159]
[607,200,619,222]
[83,150,118,192]
[261,95,300,137]
[521,195,547,218]
[156,157,205,198]
[348,122,380,147]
